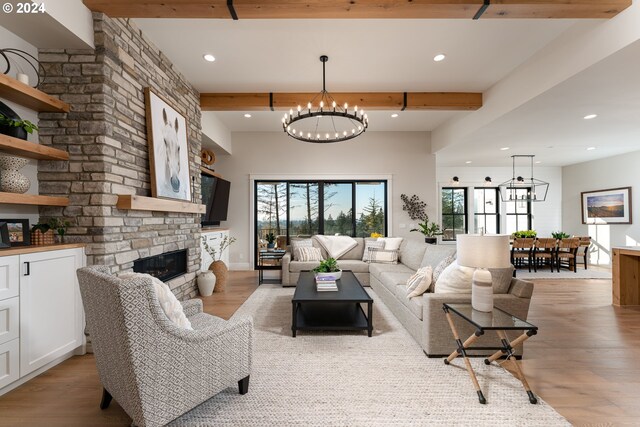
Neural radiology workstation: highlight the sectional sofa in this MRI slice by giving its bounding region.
[281,236,534,357]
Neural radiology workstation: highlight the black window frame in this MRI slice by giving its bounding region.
[441,187,468,242]
[254,179,388,268]
[473,187,501,234]
[505,187,533,234]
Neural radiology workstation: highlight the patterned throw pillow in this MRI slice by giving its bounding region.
[291,239,313,261]
[362,239,386,262]
[367,248,399,264]
[406,266,431,292]
[407,266,433,298]
[294,247,324,262]
[430,254,456,292]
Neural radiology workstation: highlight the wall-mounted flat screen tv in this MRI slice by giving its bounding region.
[201,173,230,226]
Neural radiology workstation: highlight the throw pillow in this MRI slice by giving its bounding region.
[120,273,193,330]
[488,266,515,294]
[362,239,386,262]
[430,253,455,292]
[295,247,324,262]
[408,266,433,298]
[406,266,431,292]
[434,260,475,294]
[367,248,399,264]
[377,237,403,251]
[291,238,313,261]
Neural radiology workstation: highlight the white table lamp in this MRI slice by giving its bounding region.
[456,234,511,312]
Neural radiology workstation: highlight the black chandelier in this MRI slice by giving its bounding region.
[282,55,369,143]
[499,155,549,202]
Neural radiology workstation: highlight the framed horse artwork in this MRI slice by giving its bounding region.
[145,88,192,201]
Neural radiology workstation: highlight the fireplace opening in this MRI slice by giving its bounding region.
[133,249,188,282]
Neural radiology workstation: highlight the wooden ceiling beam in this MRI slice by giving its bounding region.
[83,0,631,19]
[200,92,482,111]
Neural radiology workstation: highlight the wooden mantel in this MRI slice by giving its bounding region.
[116,195,205,214]
[83,0,631,19]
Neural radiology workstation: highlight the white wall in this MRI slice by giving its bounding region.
[0,25,40,225]
[436,166,562,239]
[215,131,435,269]
[563,150,640,265]
[201,112,232,155]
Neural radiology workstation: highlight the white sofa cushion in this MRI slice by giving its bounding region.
[362,239,385,262]
[378,237,403,251]
[291,238,313,261]
[295,247,324,261]
[434,260,474,294]
[407,266,433,298]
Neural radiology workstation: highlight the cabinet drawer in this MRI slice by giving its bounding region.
[0,256,19,301]
[0,338,19,389]
[0,297,19,345]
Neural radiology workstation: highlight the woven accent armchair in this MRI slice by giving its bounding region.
[77,266,253,427]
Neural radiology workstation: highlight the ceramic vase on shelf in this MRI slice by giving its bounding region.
[209,260,228,292]
[0,154,30,193]
[197,271,216,296]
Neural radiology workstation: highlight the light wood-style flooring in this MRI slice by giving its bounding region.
[0,271,638,426]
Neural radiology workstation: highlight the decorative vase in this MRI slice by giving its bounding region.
[0,154,30,193]
[424,237,437,245]
[197,271,216,296]
[314,270,342,280]
[209,260,228,292]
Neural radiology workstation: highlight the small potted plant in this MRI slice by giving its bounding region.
[48,218,71,243]
[513,230,537,239]
[401,194,441,244]
[265,232,276,249]
[313,257,342,280]
[0,113,38,140]
[551,231,570,239]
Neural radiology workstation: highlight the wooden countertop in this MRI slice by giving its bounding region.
[613,246,640,254]
[0,243,85,257]
[202,227,229,232]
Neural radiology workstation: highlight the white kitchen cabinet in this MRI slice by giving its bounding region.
[201,229,230,271]
[0,245,85,395]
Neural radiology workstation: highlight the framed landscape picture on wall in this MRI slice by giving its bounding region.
[581,187,632,224]
[144,88,192,202]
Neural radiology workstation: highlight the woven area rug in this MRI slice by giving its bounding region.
[171,285,569,426]
[517,268,611,280]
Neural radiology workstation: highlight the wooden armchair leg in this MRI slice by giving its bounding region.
[100,388,112,410]
[238,375,250,395]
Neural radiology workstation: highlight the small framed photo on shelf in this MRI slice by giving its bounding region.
[0,219,30,247]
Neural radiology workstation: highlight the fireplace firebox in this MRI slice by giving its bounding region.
[133,249,188,282]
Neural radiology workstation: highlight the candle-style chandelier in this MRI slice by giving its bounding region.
[282,55,368,143]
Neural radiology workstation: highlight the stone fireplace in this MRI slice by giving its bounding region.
[36,13,202,299]
[133,249,188,282]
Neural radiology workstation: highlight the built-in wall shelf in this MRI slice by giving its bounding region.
[0,193,69,206]
[0,134,69,161]
[0,74,70,113]
[0,243,85,257]
[117,194,206,214]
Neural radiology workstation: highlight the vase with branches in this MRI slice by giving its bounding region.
[400,194,441,244]
[201,234,236,292]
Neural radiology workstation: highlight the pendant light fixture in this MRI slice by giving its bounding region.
[499,155,548,202]
[282,55,369,143]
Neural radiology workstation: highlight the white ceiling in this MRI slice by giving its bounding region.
[436,39,640,167]
[135,17,640,167]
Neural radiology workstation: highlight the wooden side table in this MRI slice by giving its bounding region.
[442,303,538,405]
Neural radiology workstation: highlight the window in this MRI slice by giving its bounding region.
[441,187,467,241]
[505,188,532,235]
[474,188,500,234]
[255,180,387,267]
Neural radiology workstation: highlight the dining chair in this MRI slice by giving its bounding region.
[576,236,591,270]
[532,237,557,272]
[511,237,535,272]
[556,237,580,272]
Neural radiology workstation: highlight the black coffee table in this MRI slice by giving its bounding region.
[291,271,373,337]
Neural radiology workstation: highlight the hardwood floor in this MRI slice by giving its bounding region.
[0,271,637,426]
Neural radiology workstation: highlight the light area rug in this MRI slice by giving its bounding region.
[517,268,611,280]
[171,285,569,426]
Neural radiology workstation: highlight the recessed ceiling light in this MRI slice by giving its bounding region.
[433,54,446,62]
[203,54,216,62]
[586,146,596,151]
[244,113,252,118]
[535,161,542,164]
[465,160,472,164]
[500,147,510,151]
[583,114,597,120]
[391,113,399,118]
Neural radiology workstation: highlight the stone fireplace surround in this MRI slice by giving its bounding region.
[36,13,202,299]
